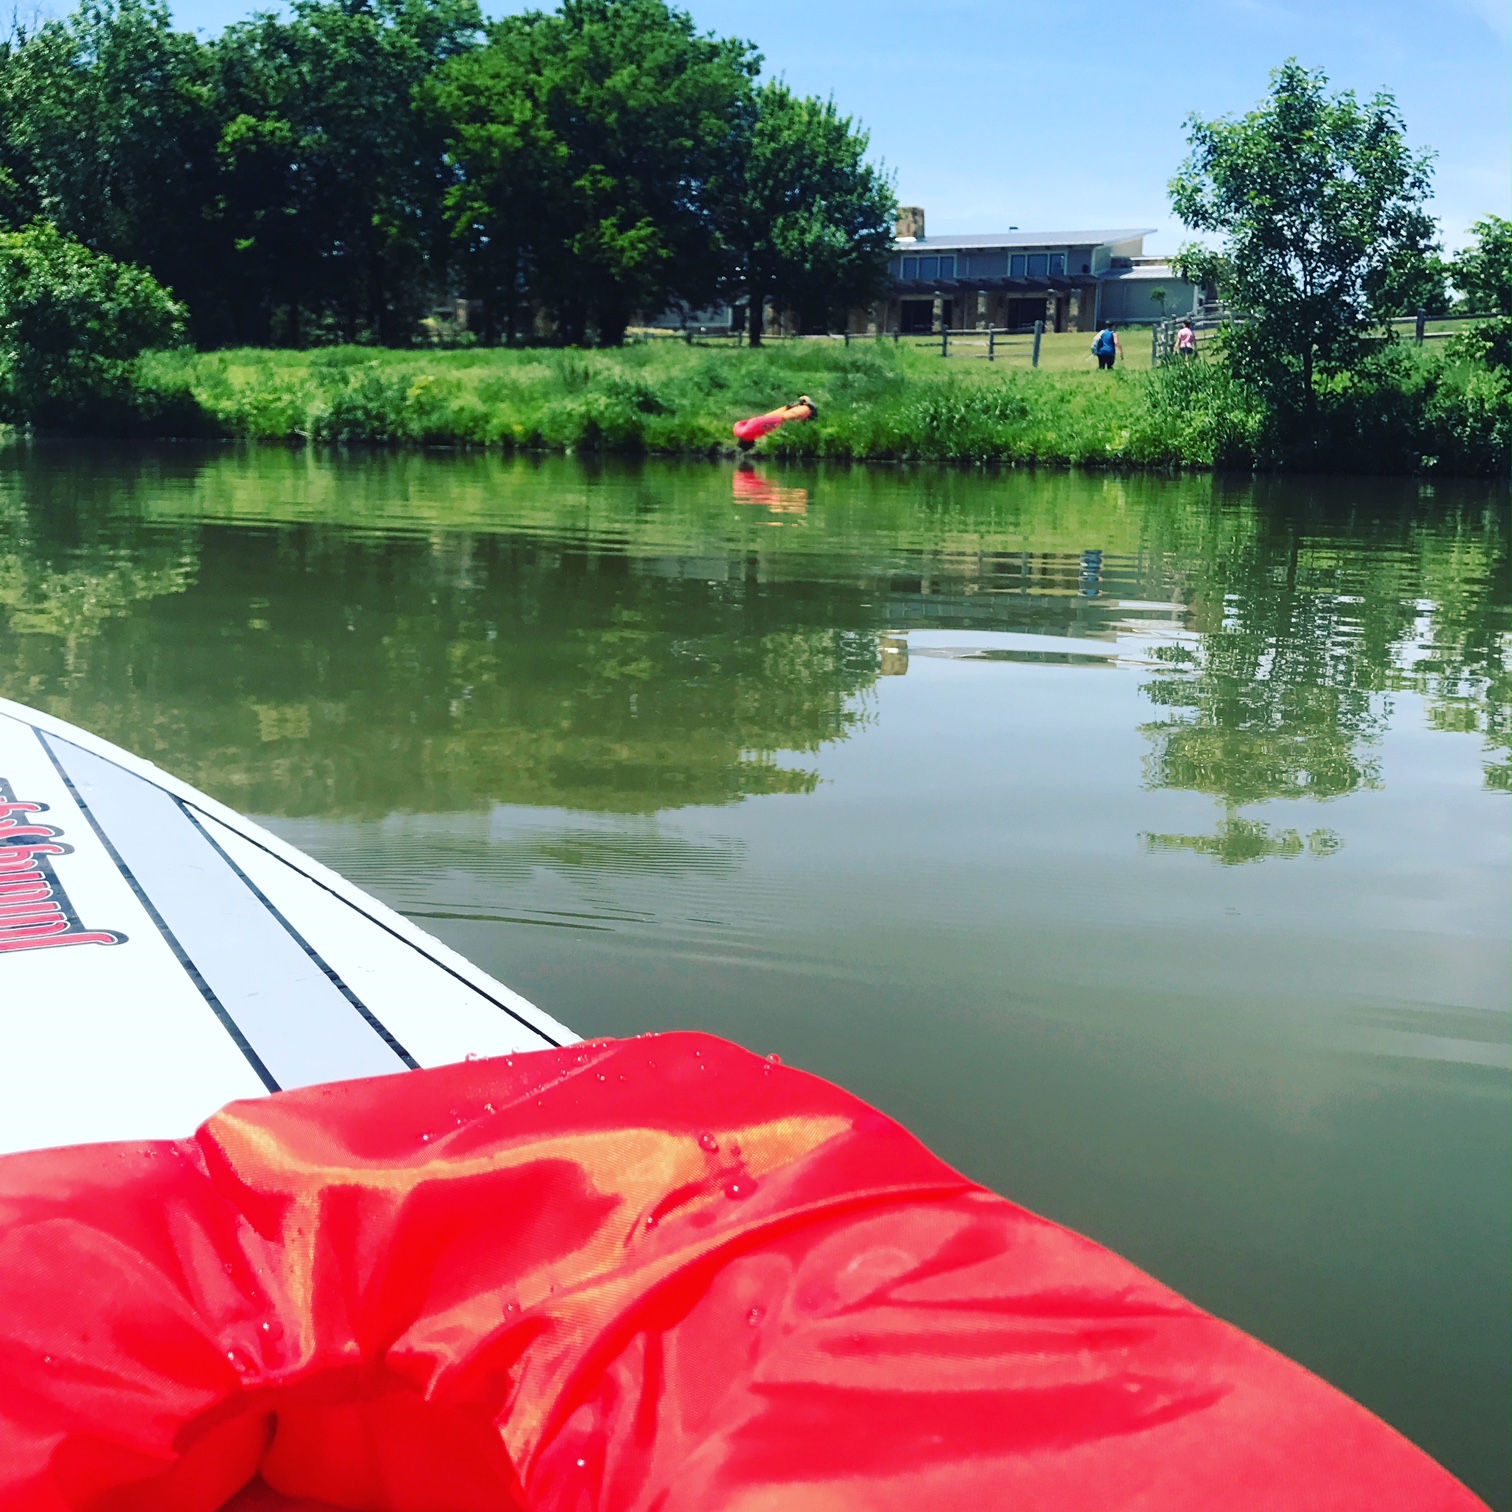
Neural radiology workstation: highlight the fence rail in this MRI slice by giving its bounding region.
[885,323,1052,365]
[633,324,1061,364]
[1152,308,1504,366]
[1386,311,1502,343]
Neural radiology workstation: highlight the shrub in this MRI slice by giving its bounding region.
[0,222,188,427]
[1137,354,1264,468]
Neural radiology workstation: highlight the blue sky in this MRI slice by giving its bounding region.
[148,0,1510,253]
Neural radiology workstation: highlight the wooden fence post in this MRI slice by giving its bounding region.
[1415,309,1426,345]
[942,327,950,358]
[988,329,996,363]
[1032,320,1043,369]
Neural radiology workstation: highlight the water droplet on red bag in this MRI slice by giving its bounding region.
[697,1132,719,1153]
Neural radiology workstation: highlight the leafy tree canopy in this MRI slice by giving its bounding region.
[719,82,895,345]
[1449,215,1510,317]
[0,0,221,330]
[1170,61,1437,404]
[214,0,482,345]
[0,0,899,347]
[1442,215,1511,373]
[432,0,757,345]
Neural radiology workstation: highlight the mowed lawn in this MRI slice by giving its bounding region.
[730,329,1154,373]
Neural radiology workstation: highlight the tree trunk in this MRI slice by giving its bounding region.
[560,304,587,347]
[598,304,629,347]
[747,292,765,348]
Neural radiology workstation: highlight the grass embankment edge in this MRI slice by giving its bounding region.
[97,339,1512,477]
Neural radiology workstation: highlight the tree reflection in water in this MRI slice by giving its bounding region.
[1137,483,1507,860]
[0,451,1504,847]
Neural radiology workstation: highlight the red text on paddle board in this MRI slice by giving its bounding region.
[0,788,127,954]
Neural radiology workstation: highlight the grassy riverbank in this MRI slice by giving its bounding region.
[139,341,1150,462]
[119,337,1509,474]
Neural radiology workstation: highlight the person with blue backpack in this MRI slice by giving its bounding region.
[1092,321,1123,370]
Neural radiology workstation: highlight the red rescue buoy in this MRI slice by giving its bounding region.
[0,1033,1488,1511]
[732,395,817,449]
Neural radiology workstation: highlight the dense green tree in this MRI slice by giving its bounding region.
[214,0,482,346]
[433,0,757,344]
[1170,61,1437,409]
[0,220,184,422]
[0,0,902,351]
[1445,215,1510,372]
[1449,216,1510,317]
[720,82,895,344]
[0,0,224,336]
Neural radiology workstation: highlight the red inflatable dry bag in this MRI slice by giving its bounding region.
[0,1032,1487,1511]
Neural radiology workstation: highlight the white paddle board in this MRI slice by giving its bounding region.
[0,696,576,1156]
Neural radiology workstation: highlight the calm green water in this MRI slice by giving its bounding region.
[2,445,1507,1504]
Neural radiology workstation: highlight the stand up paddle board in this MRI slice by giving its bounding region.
[0,696,575,1155]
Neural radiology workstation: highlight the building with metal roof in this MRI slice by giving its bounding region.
[879,209,1206,335]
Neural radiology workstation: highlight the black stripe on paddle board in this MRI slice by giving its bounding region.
[33,727,281,1093]
[179,802,419,1071]
[188,816,565,1050]
[44,735,408,1089]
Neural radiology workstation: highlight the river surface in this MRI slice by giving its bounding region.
[1,445,1507,1505]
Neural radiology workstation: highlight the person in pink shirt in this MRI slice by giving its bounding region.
[1177,319,1197,357]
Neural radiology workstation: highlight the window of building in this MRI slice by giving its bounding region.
[897,254,956,283]
[1048,253,1065,276]
[1027,253,1048,278]
[1010,254,1026,278]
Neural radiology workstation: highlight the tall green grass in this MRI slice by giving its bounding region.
[127,338,1508,475]
[137,342,1153,463]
